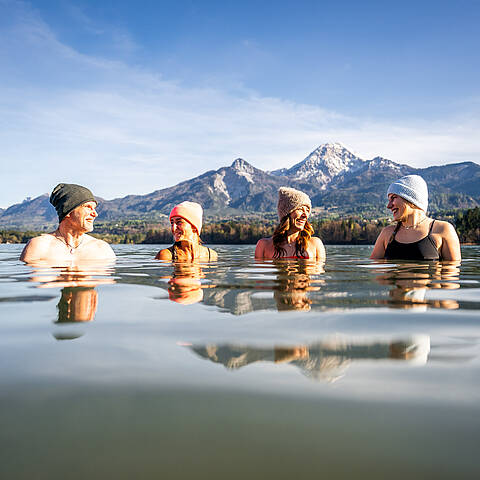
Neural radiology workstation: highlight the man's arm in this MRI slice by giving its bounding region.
[19,236,50,263]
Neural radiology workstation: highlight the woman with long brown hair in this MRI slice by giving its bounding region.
[155,201,217,262]
[255,187,325,260]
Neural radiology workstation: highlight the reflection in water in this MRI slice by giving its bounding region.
[56,287,98,323]
[164,260,324,312]
[168,263,206,305]
[2,246,480,480]
[374,261,461,310]
[273,261,324,312]
[54,287,98,340]
[25,262,115,340]
[188,335,431,383]
[144,249,477,314]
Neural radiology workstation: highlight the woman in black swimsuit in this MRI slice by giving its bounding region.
[155,201,217,262]
[371,175,461,261]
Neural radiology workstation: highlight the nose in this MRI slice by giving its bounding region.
[91,208,98,217]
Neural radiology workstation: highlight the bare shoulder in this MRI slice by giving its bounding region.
[85,235,116,258]
[370,224,395,259]
[255,237,272,258]
[377,224,396,243]
[310,236,326,260]
[380,224,396,236]
[256,237,272,246]
[20,234,55,261]
[311,236,324,247]
[155,248,172,261]
[431,219,456,235]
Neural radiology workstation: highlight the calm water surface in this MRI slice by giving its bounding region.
[1,244,479,479]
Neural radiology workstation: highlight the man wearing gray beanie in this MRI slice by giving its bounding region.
[20,183,115,263]
[370,175,460,261]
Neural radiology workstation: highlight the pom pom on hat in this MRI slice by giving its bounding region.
[387,175,428,212]
[277,187,312,220]
[169,201,203,234]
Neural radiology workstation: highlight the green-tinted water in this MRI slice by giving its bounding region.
[1,244,479,479]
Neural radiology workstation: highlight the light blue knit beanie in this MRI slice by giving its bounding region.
[387,175,428,212]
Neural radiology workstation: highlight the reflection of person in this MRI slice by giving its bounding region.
[189,335,430,382]
[56,287,98,323]
[168,263,204,305]
[155,201,217,262]
[273,264,321,311]
[20,183,116,264]
[371,175,461,261]
[53,287,99,341]
[255,187,325,260]
[375,262,460,310]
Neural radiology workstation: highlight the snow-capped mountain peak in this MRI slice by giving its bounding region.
[230,158,256,183]
[231,158,254,173]
[279,143,365,186]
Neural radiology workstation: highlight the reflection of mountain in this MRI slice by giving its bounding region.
[189,335,431,383]
[3,143,480,227]
[202,288,273,315]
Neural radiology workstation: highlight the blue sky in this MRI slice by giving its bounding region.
[1,0,480,207]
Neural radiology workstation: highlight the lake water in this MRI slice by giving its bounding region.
[1,243,479,479]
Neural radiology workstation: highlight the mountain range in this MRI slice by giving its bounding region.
[2,143,479,229]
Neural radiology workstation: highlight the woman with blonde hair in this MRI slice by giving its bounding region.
[370,175,461,261]
[255,187,325,260]
[155,201,217,262]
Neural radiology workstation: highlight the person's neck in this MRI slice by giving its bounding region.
[401,210,427,228]
[285,229,300,244]
[55,223,85,248]
[175,239,200,257]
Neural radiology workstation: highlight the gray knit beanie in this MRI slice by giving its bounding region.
[387,175,428,212]
[277,187,312,220]
[50,183,97,223]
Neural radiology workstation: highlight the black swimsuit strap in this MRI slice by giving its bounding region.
[391,222,402,240]
[428,219,435,235]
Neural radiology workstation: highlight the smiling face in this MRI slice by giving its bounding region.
[170,216,197,243]
[66,201,98,233]
[387,194,414,221]
[289,205,310,231]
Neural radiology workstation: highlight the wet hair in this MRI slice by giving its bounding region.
[272,214,314,259]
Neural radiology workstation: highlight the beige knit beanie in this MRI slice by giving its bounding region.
[277,187,312,220]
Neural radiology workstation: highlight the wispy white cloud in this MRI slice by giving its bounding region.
[0,1,479,207]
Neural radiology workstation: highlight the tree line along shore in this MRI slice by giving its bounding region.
[1,208,480,245]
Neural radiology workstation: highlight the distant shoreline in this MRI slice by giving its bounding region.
[2,210,479,245]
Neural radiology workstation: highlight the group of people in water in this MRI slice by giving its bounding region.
[19,174,461,264]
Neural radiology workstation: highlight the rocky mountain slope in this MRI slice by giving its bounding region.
[1,143,479,229]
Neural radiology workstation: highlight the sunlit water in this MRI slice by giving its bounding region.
[1,244,479,479]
